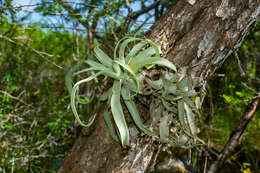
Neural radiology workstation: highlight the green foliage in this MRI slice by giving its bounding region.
[0,20,82,172]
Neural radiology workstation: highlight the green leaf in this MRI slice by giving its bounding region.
[119,37,140,62]
[159,112,169,143]
[104,109,120,143]
[130,57,177,73]
[182,90,197,97]
[94,46,112,67]
[121,87,156,136]
[166,86,177,95]
[115,37,160,62]
[162,99,177,114]
[145,78,163,90]
[85,59,109,71]
[123,77,142,93]
[114,59,140,91]
[71,72,102,127]
[152,104,163,125]
[178,100,188,132]
[170,73,179,83]
[176,78,189,92]
[114,37,128,60]
[184,102,196,135]
[100,87,112,101]
[222,94,233,104]
[65,62,83,94]
[183,97,200,116]
[130,47,156,65]
[73,67,96,76]
[126,41,147,64]
[111,81,130,147]
[86,60,122,79]
[131,37,161,57]
[114,60,136,77]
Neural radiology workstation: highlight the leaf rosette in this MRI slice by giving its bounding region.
[67,37,202,147]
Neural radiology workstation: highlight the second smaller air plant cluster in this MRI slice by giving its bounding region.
[66,37,203,147]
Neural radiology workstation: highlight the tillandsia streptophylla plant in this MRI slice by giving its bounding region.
[66,37,203,147]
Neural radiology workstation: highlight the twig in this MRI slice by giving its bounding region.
[208,94,260,173]
[123,1,160,33]
[57,1,89,28]
[203,156,208,173]
[0,90,32,107]
[134,12,153,33]
[0,34,64,69]
[1,8,90,16]
[0,2,97,10]
[59,1,98,8]
[125,0,133,13]
[226,32,246,76]
[203,140,210,173]
[147,144,162,172]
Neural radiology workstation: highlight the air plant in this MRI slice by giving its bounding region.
[66,37,202,147]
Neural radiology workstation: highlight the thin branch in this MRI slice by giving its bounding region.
[56,0,88,28]
[132,1,160,20]
[134,12,153,33]
[86,9,94,56]
[0,34,64,69]
[0,2,98,9]
[123,0,160,33]
[0,4,41,9]
[125,0,133,13]
[0,90,32,107]
[208,94,260,173]
[227,32,246,76]
[203,156,208,173]
[14,9,90,16]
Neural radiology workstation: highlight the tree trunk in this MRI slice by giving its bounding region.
[58,1,260,172]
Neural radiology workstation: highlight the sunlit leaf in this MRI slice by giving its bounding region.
[184,102,196,135]
[130,47,156,65]
[86,60,122,79]
[111,81,130,147]
[94,46,112,67]
[114,59,140,91]
[126,41,146,63]
[119,37,140,62]
[130,57,177,73]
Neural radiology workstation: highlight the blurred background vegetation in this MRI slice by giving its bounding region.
[0,0,259,172]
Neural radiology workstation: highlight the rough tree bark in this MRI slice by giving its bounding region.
[58,1,260,172]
